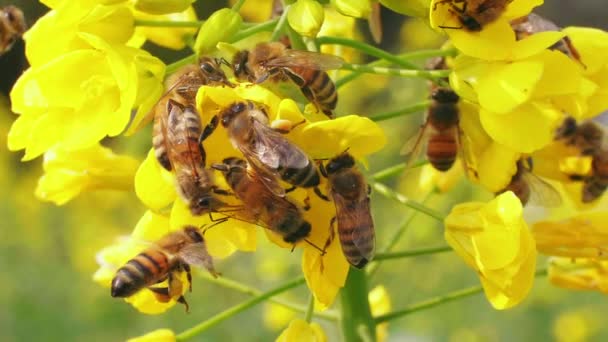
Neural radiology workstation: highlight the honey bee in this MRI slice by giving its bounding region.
[433,0,512,31]
[402,87,461,172]
[231,42,344,118]
[511,13,582,64]
[111,225,218,311]
[317,152,375,268]
[204,101,320,196]
[582,152,608,203]
[555,117,604,156]
[497,158,562,206]
[163,100,229,215]
[0,5,26,56]
[152,57,232,170]
[212,157,312,245]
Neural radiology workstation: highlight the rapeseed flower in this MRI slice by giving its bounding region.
[275,319,327,342]
[288,0,325,38]
[533,212,608,259]
[193,8,242,56]
[35,144,139,205]
[127,328,176,342]
[444,191,537,309]
[133,0,193,15]
[369,285,391,342]
[9,34,164,160]
[548,257,608,294]
[129,82,385,309]
[130,6,198,50]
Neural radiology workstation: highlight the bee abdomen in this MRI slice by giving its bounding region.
[153,116,172,171]
[427,134,457,171]
[279,163,320,188]
[582,178,608,203]
[111,250,169,298]
[338,223,374,268]
[283,220,311,243]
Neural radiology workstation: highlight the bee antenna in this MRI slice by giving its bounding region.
[201,217,229,236]
[304,239,326,255]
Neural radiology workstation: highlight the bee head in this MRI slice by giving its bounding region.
[183,225,204,243]
[431,88,459,103]
[221,102,247,127]
[232,50,250,80]
[199,58,228,84]
[326,152,355,174]
[555,116,577,139]
[460,15,482,31]
[190,195,225,216]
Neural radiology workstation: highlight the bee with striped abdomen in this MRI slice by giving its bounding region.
[497,158,562,207]
[317,152,375,268]
[111,226,218,312]
[0,5,26,56]
[433,0,512,31]
[231,42,344,118]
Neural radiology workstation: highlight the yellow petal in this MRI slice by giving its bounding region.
[289,0,325,37]
[134,0,194,15]
[134,149,177,210]
[134,7,198,50]
[194,8,242,55]
[331,0,371,18]
[275,319,327,342]
[127,329,176,342]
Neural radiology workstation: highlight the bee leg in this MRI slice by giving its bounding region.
[177,295,190,313]
[317,162,328,178]
[183,264,193,292]
[303,196,311,211]
[213,187,234,196]
[322,216,337,254]
[285,185,297,193]
[314,187,330,202]
[200,115,219,143]
[148,287,171,303]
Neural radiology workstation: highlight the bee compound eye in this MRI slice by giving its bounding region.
[197,197,211,208]
[201,62,214,74]
[233,103,246,113]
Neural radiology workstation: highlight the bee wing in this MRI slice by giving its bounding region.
[178,242,218,275]
[456,125,478,180]
[265,50,345,70]
[246,160,287,197]
[400,121,433,170]
[523,172,562,207]
[250,119,310,168]
[333,193,376,265]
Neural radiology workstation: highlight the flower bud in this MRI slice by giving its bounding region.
[380,0,429,17]
[194,8,242,55]
[331,0,371,18]
[288,0,325,37]
[133,0,194,15]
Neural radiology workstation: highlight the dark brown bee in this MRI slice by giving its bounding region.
[511,13,583,64]
[317,152,374,268]
[163,100,229,215]
[212,157,312,244]
[204,101,320,196]
[497,158,561,206]
[433,0,512,31]
[402,87,461,172]
[555,117,604,156]
[0,5,26,56]
[582,152,608,203]
[111,226,218,311]
[152,57,232,170]
[231,42,344,118]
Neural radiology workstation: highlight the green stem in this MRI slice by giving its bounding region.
[373,245,452,261]
[340,269,377,342]
[133,19,202,27]
[165,55,197,75]
[371,182,446,221]
[270,5,290,42]
[232,0,247,11]
[317,36,418,70]
[304,294,315,323]
[374,268,549,324]
[200,273,338,321]
[285,22,306,50]
[341,63,450,79]
[369,101,430,122]
[366,192,434,277]
[176,277,305,341]
[230,18,279,43]
[371,161,427,182]
[374,285,484,324]
[397,48,458,60]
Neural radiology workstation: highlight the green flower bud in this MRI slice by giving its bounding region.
[194,8,242,56]
[288,0,325,37]
[331,0,371,18]
[134,0,195,15]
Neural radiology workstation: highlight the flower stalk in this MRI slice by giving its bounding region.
[371,182,446,221]
[340,269,377,342]
[373,245,453,261]
[368,100,430,122]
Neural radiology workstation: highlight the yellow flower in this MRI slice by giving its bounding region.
[533,212,608,259]
[369,285,391,342]
[264,303,298,331]
[133,0,194,15]
[131,6,198,50]
[288,0,325,38]
[548,257,608,294]
[430,0,556,60]
[562,27,608,119]
[381,0,430,18]
[331,0,371,18]
[275,319,327,342]
[127,328,176,342]
[35,144,139,205]
[8,34,164,160]
[444,191,537,309]
[24,1,134,67]
[193,8,242,56]
[231,0,273,23]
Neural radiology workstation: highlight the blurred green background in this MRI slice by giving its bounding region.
[2,1,608,341]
